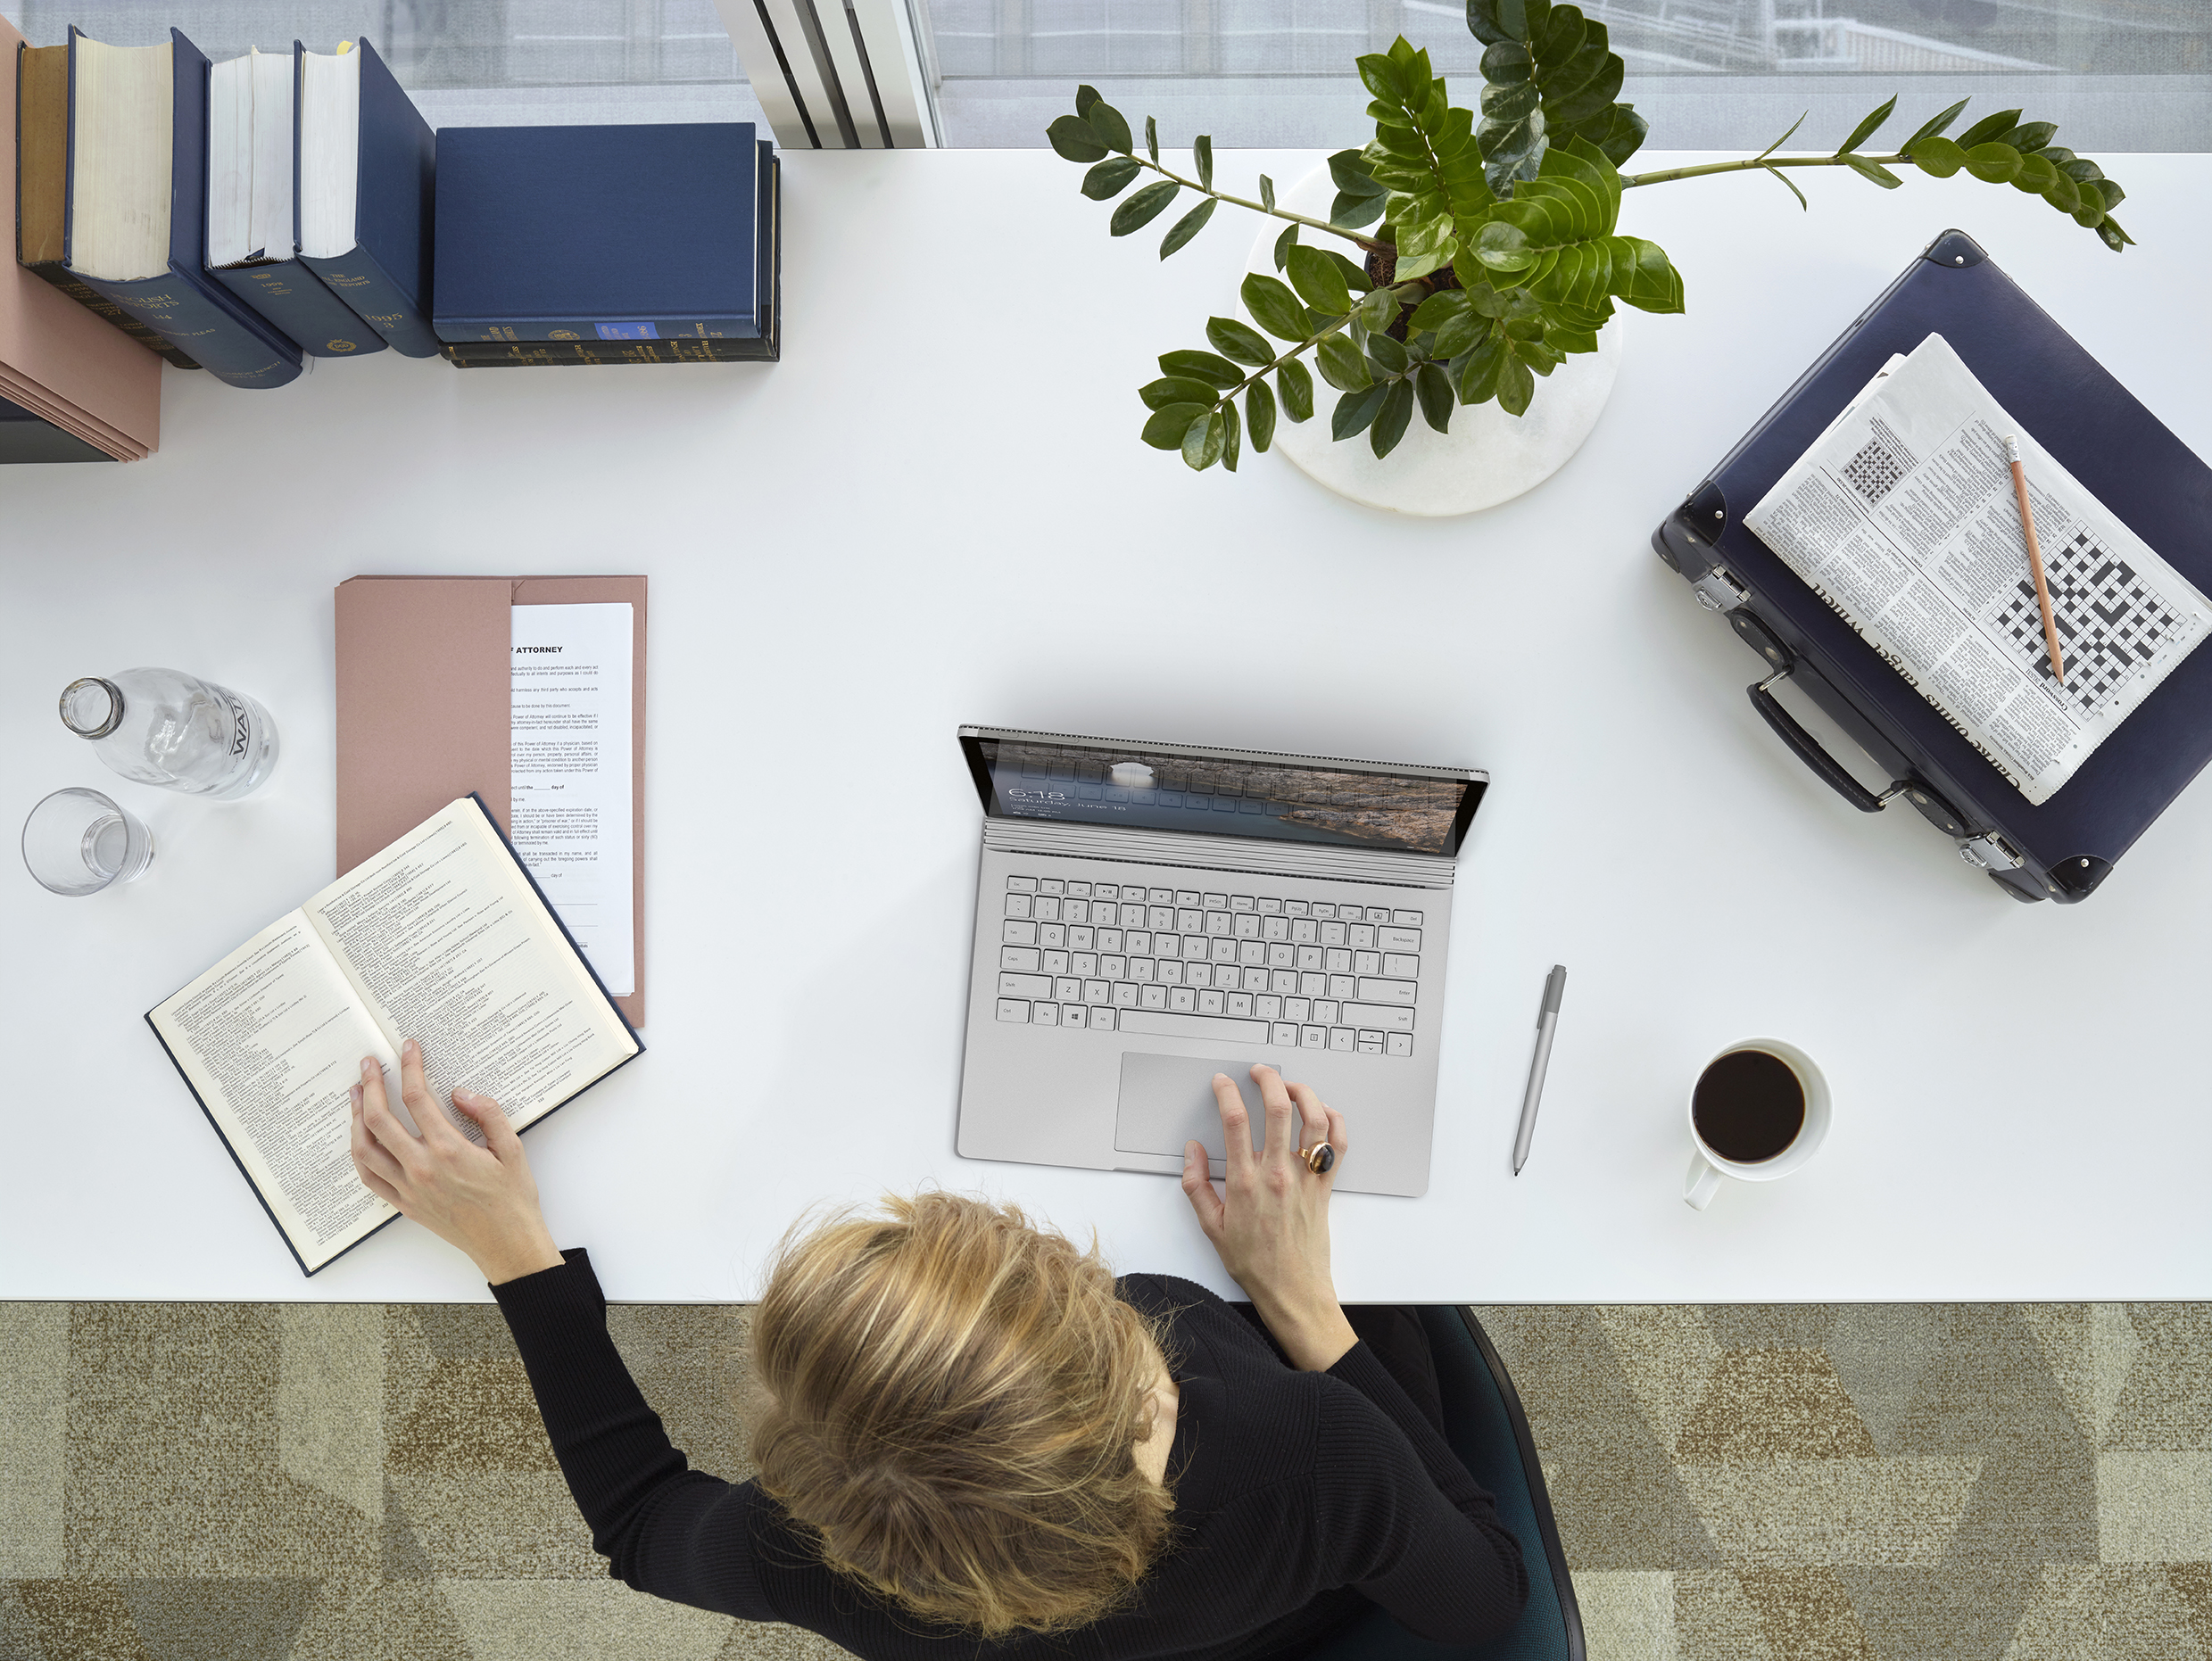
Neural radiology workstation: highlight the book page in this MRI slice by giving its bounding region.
[149,913,399,1268]
[302,798,638,1145]
[511,602,634,996]
[1745,334,2212,804]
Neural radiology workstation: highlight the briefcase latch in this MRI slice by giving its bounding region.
[1955,832,2024,872]
[1690,566,1750,614]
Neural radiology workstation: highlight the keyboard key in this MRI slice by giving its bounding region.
[1270,969,1298,995]
[1119,1009,1269,1043]
[1175,890,1199,906]
[1242,966,1269,992]
[1230,895,1255,912]
[1205,911,1232,936]
[1239,941,1266,967]
[1147,888,1173,905]
[1314,999,1340,1024]
[1259,897,1283,913]
[1313,903,1337,920]
[1285,997,1311,1021]
[1063,1003,1087,1027]
[1210,939,1238,963]
[1234,914,1262,940]
[1287,900,1311,918]
[1300,1025,1326,1049]
[1112,982,1140,1008]
[1062,900,1088,924]
[1156,960,1183,985]
[1198,989,1225,1014]
[1147,906,1173,930]
[1227,992,1254,1017]
[1297,946,1323,971]
[1270,1021,1299,1045]
[1349,924,1376,949]
[1383,954,1421,978]
[1033,1003,1059,1028]
[1139,985,1168,1011]
[1169,987,1197,1012]
[1330,1027,1355,1053]
[1356,1033,1385,1054]
[1355,951,1382,976]
[998,972,1052,997]
[1071,953,1096,977]
[1325,947,1352,972]
[1364,907,1391,923]
[1000,946,1041,972]
[996,998,1030,1022]
[1256,995,1282,1019]
[1040,924,1066,948]
[1329,974,1356,999]
[1089,1006,1115,1031]
[1321,921,1347,946]
[1004,920,1039,946]
[1007,876,1037,893]
[1263,916,1290,942]
[1005,894,1033,919]
[1176,909,1202,933]
[1121,885,1146,902]
[1129,959,1155,983]
[1203,892,1227,908]
[1055,976,1081,1002]
[1343,1002,1415,1032]
[1083,979,1111,1004]
[1040,878,1065,896]
[1290,919,1318,945]
[1386,1032,1413,1057]
[1358,977,1418,1006]
[1267,944,1295,969]
[1299,971,1326,997]
[1098,930,1123,953]
[1033,897,1061,922]
[1393,910,1424,927]
[1068,928,1094,952]
[1067,880,1091,897]
[1378,926,1422,953]
[1127,931,1153,954]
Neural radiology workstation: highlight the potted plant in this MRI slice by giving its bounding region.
[1050,0,2132,476]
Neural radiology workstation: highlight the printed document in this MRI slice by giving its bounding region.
[511,603,634,995]
[1745,334,2211,804]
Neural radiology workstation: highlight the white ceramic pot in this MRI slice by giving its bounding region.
[1242,162,1621,517]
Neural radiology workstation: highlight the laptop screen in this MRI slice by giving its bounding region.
[960,731,1485,856]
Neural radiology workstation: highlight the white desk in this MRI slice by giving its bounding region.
[5,150,2209,1305]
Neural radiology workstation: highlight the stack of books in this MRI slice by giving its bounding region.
[433,122,779,368]
[11,26,435,417]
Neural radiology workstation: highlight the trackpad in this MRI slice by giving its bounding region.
[1114,1054,1264,1160]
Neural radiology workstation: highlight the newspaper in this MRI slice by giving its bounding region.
[1744,334,2210,805]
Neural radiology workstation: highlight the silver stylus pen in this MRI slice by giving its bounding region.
[1512,965,1567,1175]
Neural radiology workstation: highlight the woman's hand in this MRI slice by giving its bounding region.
[1180,1063,1356,1371]
[350,1039,565,1285]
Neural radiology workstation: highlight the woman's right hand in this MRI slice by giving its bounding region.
[1181,1064,1357,1372]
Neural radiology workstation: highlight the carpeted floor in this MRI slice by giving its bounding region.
[1,1300,2208,1660]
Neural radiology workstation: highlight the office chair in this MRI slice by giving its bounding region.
[1305,1308,1585,1661]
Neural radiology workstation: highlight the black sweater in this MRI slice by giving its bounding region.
[492,1251,1529,1661]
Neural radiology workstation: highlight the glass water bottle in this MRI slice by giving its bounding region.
[59,668,280,798]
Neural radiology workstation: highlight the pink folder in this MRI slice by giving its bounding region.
[334,575,647,1028]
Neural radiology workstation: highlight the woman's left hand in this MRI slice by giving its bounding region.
[350,1038,565,1285]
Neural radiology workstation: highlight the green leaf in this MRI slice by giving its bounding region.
[1047,114,1108,163]
[1246,378,1277,451]
[1273,223,1299,271]
[1371,379,1415,458]
[1182,409,1224,471]
[1141,401,1213,450]
[1415,362,1454,432]
[1286,245,1355,315]
[1587,102,1648,167]
[1146,115,1159,162]
[1087,101,1133,155]
[1844,156,1903,189]
[1902,97,1969,151]
[1278,359,1314,421]
[1192,135,1214,191]
[2040,170,2081,214]
[1409,290,1469,333]
[1963,143,2023,185]
[1140,376,1224,409]
[1159,196,1219,258]
[1957,108,2023,148]
[1221,396,1241,472]
[1110,179,1180,235]
[2001,120,2058,153]
[1206,317,1275,365]
[1472,219,1535,271]
[1315,332,1373,392]
[1331,191,1388,229]
[1354,285,1401,331]
[1329,148,1387,197]
[1076,85,1101,119]
[1159,349,1244,388]
[1910,135,1966,178]
[1356,53,1407,103]
[1496,352,1535,416]
[1456,335,1506,403]
[1331,383,1389,440]
[1752,110,1807,162]
[1365,332,1411,376]
[1765,166,1809,211]
[1260,173,1276,211]
[1081,156,1143,199]
[1835,95,1896,156]
[1242,273,1312,342]
[2011,153,2058,194]
[2097,216,2133,252]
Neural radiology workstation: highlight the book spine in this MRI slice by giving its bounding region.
[298,246,439,356]
[211,261,389,358]
[73,270,302,388]
[435,317,763,343]
[18,258,203,368]
[441,337,778,367]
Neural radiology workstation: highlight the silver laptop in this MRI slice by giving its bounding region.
[954,726,1488,1197]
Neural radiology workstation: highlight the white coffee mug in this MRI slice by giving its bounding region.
[1684,1037,1831,1211]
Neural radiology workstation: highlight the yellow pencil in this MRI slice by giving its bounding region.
[2005,434,2065,686]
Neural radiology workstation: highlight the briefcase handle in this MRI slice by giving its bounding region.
[1747,668,1906,815]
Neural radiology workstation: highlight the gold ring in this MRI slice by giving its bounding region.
[1300,1142,1336,1175]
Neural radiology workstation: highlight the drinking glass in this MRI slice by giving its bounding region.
[21,788,155,896]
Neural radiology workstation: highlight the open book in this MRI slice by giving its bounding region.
[148,795,642,1275]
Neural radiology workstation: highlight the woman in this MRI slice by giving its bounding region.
[350,1041,1528,1657]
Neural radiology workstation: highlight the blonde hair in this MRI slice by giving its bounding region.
[749,1192,1176,1636]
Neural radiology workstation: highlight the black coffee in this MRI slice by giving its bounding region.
[1692,1049,1805,1163]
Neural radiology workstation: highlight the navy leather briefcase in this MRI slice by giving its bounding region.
[1653,229,2212,904]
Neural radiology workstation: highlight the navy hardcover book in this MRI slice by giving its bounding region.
[433,122,765,343]
[294,37,437,357]
[62,29,302,390]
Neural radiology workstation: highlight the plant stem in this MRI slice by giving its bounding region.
[1135,153,1388,252]
[1620,151,1911,188]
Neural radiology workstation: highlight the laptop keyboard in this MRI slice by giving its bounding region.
[993,873,1426,1057]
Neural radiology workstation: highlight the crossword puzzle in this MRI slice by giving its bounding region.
[1994,529,2183,714]
[1843,436,1909,506]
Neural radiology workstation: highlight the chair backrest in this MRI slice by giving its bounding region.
[1298,1309,1584,1661]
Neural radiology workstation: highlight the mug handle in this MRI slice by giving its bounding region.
[1684,1151,1724,1211]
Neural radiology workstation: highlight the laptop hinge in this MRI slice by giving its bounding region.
[982,818,1456,889]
